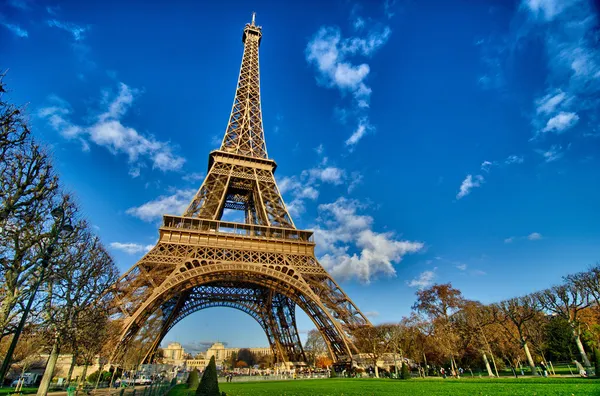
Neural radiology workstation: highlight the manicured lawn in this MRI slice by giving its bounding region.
[0,387,37,395]
[170,377,599,396]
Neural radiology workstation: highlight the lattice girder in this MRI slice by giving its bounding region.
[107,15,372,368]
[112,260,355,363]
[184,153,294,228]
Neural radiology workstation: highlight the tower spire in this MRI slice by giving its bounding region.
[219,16,266,158]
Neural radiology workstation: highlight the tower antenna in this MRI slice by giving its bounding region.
[252,12,256,25]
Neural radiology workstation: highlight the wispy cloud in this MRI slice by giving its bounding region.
[541,111,579,134]
[1,22,28,38]
[527,232,543,240]
[306,14,391,148]
[7,0,31,10]
[39,83,186,175]
[505,155,524,165]
[504,232,543,243]
[456,174,484,200]
[407,270,436,289]
[537,145,563,162]
[314,197,423,283]
[47,19,88,41]
[278,156,358,217]
[456,154,524,200]
[126,189,196,222]
[110,242,153,255]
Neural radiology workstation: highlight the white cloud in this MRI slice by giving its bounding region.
[505,155,524,164]
[353,17,365,31]
[110,242,154,255]
[456,174,484,199]
[305,166,345,185]
[47,19,88,41]
[279,158,354,218]
[536,90,567,115]
[504,233,543,243]
[528,232,543,240]
[182,172,205,183]
[126,189,196,222]
[541,111,579,133]
[407,270,435,289]
[345,119,371,146]
[537,145,563,162]
[364,311,379,318]
[306,19,391,148]
[314,144,324,155]
[456,263,467,271]
[480,161,493,172]
[524,0,600,143]
[314,197,423,283]
[2,22,28,38]
[39,83,186,175]
[523,0,577,21]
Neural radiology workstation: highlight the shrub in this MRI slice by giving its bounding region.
[87,370,111,384]
[187,369,200,390]
[170,377,177,387]
[196,356,220,396]
[594,347,600,377]
[401,362,410,380]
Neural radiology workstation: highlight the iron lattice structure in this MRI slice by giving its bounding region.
[108,15,370,366]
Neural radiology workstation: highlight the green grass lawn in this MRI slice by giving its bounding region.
[0,387,37,395]
[170,377,599,396]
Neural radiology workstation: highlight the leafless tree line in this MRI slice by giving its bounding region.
[0,75,119,394]
[347,265,600,377]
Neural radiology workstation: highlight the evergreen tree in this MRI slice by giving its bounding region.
[196,356,220,396]
[401,362,410,380]
[187,369,200,390]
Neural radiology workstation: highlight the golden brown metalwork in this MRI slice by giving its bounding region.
[107,15,370,366]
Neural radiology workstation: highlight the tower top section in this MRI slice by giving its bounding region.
[219,12,268,159]
[243,12,262,46]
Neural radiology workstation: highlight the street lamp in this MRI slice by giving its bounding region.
[0,206,73,386]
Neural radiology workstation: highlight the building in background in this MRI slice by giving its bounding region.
[163,342,271,370]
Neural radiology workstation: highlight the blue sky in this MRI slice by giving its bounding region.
[2,0,600,352]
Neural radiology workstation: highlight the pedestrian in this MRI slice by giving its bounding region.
[540,361,548,377]
[441,368,446,379]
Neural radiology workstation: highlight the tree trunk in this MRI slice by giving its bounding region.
[79,363,89,387]
[0,290,17,339]
[66,354,76,385]
[482,352,494,377]
[374,363,379,378]
[522,342,537,376]
[37,340,59,396]
[572,329,591,367]
[490,352,500,377]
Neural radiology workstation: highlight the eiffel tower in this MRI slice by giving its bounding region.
[109,14,370,366]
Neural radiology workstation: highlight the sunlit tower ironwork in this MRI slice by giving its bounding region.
[107,14,371,366]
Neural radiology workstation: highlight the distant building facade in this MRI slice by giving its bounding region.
[163,342,271,370]
[162,342,186,365]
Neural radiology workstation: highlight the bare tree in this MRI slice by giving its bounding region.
[492,295,541,375]
[535,281,592,367]
[36,222,118,396]
[412,283,465,375]
[0,76,60,343]
[567,264,600,306]
[353,324,391,378]
[303,329,328,366]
